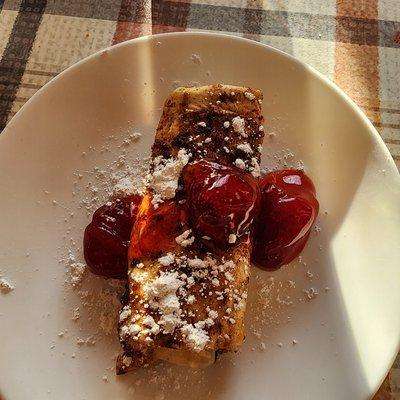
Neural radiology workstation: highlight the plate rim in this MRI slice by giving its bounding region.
[1,31,400,399]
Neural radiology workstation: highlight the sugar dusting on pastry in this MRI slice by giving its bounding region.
[44,82,326,394]
[0,277,14,294]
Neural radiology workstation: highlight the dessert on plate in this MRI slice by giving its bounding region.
[83,84,319,374]
[117,85,264,372]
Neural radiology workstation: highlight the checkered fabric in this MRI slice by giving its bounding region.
[0,1,399,398]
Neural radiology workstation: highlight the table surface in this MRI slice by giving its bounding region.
[0,1,399,399]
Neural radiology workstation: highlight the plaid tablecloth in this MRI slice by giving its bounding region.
[0,0,399,398]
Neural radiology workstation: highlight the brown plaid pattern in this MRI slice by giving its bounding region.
[0,0,399,398]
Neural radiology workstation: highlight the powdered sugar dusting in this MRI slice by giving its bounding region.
[244,91,256,101]
[65,252,87,288]
[234,158,246,170]
[113,176,140,197]
[123,253,240,354]
[78,276,124,336]
[181,323,209,351]
[149,149,191,208]
[175,229,195,247]
[237,143,253,154]
[231,116,247,137]
[0,277,14,294]
[52,126,149,372]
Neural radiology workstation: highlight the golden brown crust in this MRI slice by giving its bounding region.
[117,85,264,374]
[153,84,263,166]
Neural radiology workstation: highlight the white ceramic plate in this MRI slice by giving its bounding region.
[1,33,400,400]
